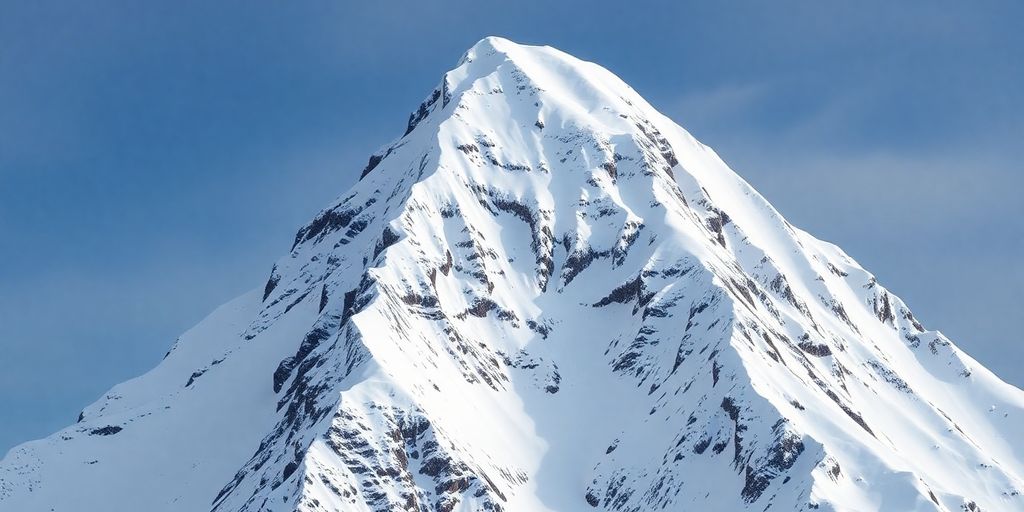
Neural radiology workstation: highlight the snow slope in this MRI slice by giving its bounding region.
[2,37,1023,512]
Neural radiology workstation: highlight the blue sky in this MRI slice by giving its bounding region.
[1,1,1021,454]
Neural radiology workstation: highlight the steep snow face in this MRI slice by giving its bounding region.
[3,37,1024,512]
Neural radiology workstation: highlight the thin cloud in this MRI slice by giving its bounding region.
[671,81,774,127]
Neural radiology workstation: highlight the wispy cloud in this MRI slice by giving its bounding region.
[671,81,774,127]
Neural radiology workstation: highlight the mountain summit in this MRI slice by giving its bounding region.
[3,37,1022,512]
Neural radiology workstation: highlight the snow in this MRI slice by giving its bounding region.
[3,36,1023,512]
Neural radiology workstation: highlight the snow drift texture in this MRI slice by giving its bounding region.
[2,37,1023,512]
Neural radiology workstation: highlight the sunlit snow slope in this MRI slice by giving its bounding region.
[3,37,1023,512]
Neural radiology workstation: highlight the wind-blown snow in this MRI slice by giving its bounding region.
[3,37,1022,512]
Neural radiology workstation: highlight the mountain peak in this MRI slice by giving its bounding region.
[461,35,520,59]
[4,40,1024,512]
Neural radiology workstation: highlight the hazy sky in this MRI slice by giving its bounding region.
[2,1,1021,454]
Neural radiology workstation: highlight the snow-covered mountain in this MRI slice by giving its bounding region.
[3,37,1023,512]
